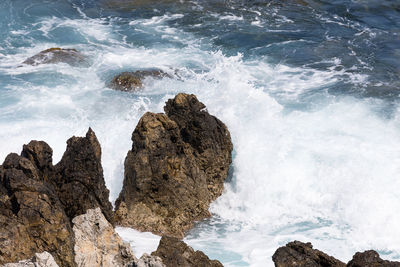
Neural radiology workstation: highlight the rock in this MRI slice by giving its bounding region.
[72,208,136,267]
[0,129,114,266]
[1,252,59,267]
[22,48,88,66]
[109,70,170,92]
[0,156,76,267]
[132,254,165,267]
[151,236,222,267]
[115,93,232,238]
[272,241,345,267]
[54,128,114,224]
[347,250,400,267]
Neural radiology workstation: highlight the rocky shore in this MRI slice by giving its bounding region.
[1,93,399,267]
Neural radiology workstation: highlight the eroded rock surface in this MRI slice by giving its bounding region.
[109,70,170,92]
[347,250,400,267]
[54,128,114,224]
[1,252,59,267]
[0,129,113,266]
[151,236,222,267]
[72,208,135,267]
[272,241,345,267]
[22,48,88,66]
[115,93,232,238]
[132,254,165,267]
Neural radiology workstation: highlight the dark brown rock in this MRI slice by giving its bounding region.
[272,241,345,267]
[0,156,75,267]
[108,70,170,92]
[54,128,114,224]
[151,236,222,267]
[22,48,88,66]
[0,128,114,266]
[347,250,400,267]
[115,93,232,238]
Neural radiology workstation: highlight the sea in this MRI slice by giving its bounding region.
[1,0,400,266]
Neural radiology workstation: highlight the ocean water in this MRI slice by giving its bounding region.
[1,0,400,266]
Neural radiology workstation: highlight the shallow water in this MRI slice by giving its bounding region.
[1,0,400,266]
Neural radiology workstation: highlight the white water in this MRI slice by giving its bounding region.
[1,11,400,267]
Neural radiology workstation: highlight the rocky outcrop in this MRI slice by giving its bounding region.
[1,252,59,267]
[54,128,114,224]
[0,154,76,267]
[22,48,88,66]
[115,93,233,238]
[109,70,170,92]
[151,236,222,267]
[272,241,345,267]
[132,254,165,267]
[72,208,135,267]
[347,250,400,267]
[0,129,113,266]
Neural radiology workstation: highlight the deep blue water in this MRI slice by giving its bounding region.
[1,0,400,266]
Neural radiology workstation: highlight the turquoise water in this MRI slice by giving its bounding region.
[1,0,400,266]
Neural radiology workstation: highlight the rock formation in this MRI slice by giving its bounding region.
[0,129,113,266]
[151,236,223,267]
[272,241,345,267]
[0,153,76,266]
[347,250,400,267]
[22,48,88,66]
[108,70,170,91]
[1,252,59,267]
[72,208,135,267]
[115,93,233,238]
[54,128,114,224]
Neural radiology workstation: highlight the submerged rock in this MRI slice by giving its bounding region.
[108,70,170,92]
[22,48,88,66]
[347,250,400,267]
[0,129,114,266]
[115,93,232,238]
[72,208,135,267]
[272,241,345,267]
[151,236,223,267]
[1,252,59,267]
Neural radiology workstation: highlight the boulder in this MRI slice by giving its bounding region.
[54,128,114,224]
[347,250,400,267]
[72,208,136,267]
[108,70,170,92]
[272,241,345,267]
[22,48,88,66]
[115,93,232,238]
[1,252,59,267]
[151,236,222,267]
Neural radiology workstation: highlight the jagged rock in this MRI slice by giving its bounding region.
[347,250,400,267]
[0,156,75,267]
[131,254,165,267]
[115,93,233,238]
[272,241,345,267]
[54,128,114,224]
[151,236,222,267]
[1,252,59,267]
[108,70,170,91]
[22,48,88,66]
[72,208,136,267]
[0,129,114,266]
